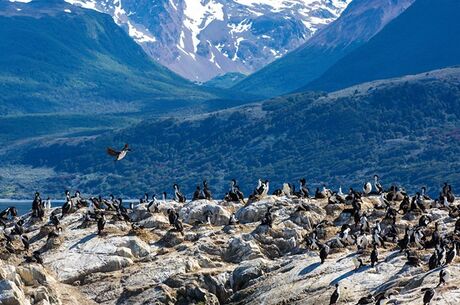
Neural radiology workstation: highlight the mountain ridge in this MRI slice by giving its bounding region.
[232,0,415,97]
[64,0,351,81]
[302,0,460,92]
[0,0,231,115]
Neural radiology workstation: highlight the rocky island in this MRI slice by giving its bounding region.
[1,185,459,305]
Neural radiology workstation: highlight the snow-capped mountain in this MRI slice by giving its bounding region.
[65,0,351,81]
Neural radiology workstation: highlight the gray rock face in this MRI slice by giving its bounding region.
[0,280,30,305]
[225,234,265,263]
[231,258,268,291]
[65,0,351,81]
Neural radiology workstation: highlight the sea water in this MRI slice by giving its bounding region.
[0,199,139,216]
[0,199,63,216]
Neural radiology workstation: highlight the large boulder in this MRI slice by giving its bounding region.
[179,200,232,226]
[235,200,274,224]
[46,252,133,284]
[235,197,310,224]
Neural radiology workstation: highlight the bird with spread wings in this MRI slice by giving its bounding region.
[107,144,131,161]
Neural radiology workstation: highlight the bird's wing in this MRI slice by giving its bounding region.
[106,147,119,157]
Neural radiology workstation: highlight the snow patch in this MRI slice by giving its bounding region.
[169,0,177,11]
[128,22,156,43]
[183,0,224,53]
[65,0,98,11]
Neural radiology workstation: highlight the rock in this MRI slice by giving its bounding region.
[325,203,344,217]
[16,265,51,286]
[176,283,219,305]
[31,286,50,304]
[3,197,460,305]
[236,200,273,224]
[202,273,232,303]
[179,200,232,226]
[114,237,150,258]
[47,252,133,284]
[231,258,268,291]
[224,235,264,263]
[185,259,200,273]
[0,263,22,287]
[0,280,30,305]
[157,231,184,248]
[115,247,134,259]
[138,214,170,229]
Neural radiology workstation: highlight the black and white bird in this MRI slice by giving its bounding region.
[147,194,160,213]
[167,209,178,227]
[429,251,439,270]
[192,186,202,201]
[421,187,431,200]
[106,144,131,161]
[372,225,385,248]
[21,235,30,251]
[371,244,379,267]
[352,257,364,270]
[174,218,184,236]
[329,283,341,305]
[438,269,449,287]
[47,227,63,241]
[97,214,106,235]
[363,180,372,196]
[202,180,212,200]
[297,178,309,198]
[50,212,60,228]
[374,175,384,194]
[319,243,330,264]
[0,206,18,220]
[446,243,457,264]
[261,207,273,228]
[228,213,238,225]
[140,193,149,204]
[61,195,73,219]
[422,288,435,305]
[228,179,245,203]
[173,184,186,203]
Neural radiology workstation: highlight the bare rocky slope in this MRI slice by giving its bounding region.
[65,0,351,81]
[1,190,460,304]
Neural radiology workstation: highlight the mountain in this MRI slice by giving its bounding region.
[303,0,460,92]
[0,0,222,115]
[65,0,351,81]
[2,67,459,198]
[232,0,415,98]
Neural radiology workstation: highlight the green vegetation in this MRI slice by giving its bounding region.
[0,113,137,143]
[0,4,219,115]
[3,68,460,198]
[204,73,247,89]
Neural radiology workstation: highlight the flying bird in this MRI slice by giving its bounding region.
[107,144,131,161]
